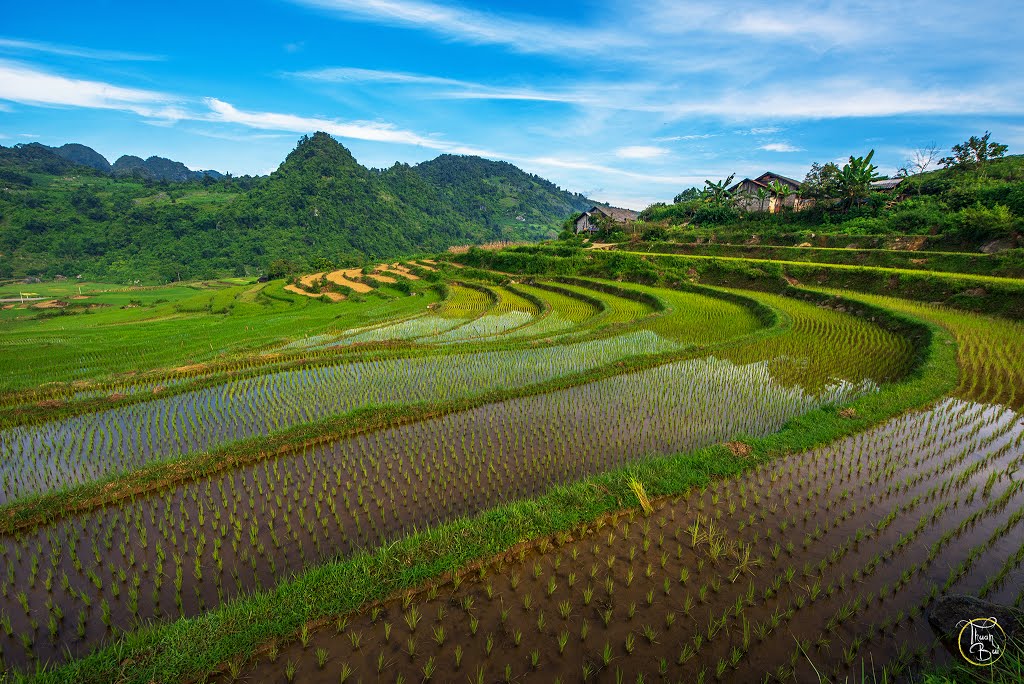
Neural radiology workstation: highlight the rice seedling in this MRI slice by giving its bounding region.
[10,263,1024,682]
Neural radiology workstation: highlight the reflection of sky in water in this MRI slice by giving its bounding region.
[0,331,682,502]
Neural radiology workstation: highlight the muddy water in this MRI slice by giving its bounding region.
[0,331,683,503]
[0,356,869,669]
[217,399,1024,684]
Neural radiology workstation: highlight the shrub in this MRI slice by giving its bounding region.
[887,202,944,234]
[834,217,888,235]
[946,203,1019,243]
[692,204,738,225]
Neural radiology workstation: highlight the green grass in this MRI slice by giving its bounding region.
[617,249,1024,286]
[629,241,1024,278]
[0,279,439,393]
[918,639,1024,684]
[461,247,1024,319]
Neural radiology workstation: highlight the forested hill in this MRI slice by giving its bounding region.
[0,132,593,282]
[406,154,591,226]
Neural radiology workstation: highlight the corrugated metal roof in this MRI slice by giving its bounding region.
[870,178,903,190]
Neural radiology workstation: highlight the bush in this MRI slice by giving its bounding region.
[946,203,1019,243]
[834,217,888,235]
[692,204,738,225]
[887,202,944,234]
[641,225,668,241]
[1005,186,1024,217]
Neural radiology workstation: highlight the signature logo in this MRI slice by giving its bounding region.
[956,617,1006,666]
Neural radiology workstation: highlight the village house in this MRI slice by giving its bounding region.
[574,205,640,234]
[869,177,904,191]
[729,172,806,213]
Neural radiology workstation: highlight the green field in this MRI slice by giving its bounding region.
[0,243,1021,684]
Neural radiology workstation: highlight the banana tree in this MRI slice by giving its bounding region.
[767,179,793,213]
[701,173,736,207]
[756,187,770,212]
[838,150,880,209]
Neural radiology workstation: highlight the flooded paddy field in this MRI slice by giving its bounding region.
[225,398,1024,683]
[0,353,883,667]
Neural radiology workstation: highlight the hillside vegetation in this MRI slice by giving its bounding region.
[628,142,1023,253]
[0,133,591,282]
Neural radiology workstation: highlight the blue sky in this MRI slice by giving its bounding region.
[1,0,1021,208]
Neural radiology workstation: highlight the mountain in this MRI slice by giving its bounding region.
[112,154,222,182]
[0,133,594,281]
[403,154,590,228]
[51,144,112,173]
[0,143,89,180]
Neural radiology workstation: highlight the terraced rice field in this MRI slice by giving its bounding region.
[0,352,885,666]
[3,257,1020,684]
[232,398,1024,683]
[818,290,1024,410]
[0,332,688,501]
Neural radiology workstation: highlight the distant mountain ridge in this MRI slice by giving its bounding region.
[45,143,224,181]
[0,132,595,281]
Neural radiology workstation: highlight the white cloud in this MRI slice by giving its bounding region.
[289,64,1021,124]
[0,61,184,119]
[725,11,861,45]
[0,37,161,61]
[199,98,510,159]
[511,154,729,187]
[614,145,668,159]
[656,80,1017,120]
[290,0,637,55]
[759,142,803,152]
[203,98,443,147]
[290,66,660,110]
[656,133,717,142]
[292,67,467,87]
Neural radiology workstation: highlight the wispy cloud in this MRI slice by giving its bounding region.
[657,81,1017,120]
[291,66,467,87]
[759,142,803,152]
[203,98,446,147]
[0,37,162,61]
[289,0,636,55]
[656,133,718,142]
[290,66,658,109]
[0,61,184,119]
[289,64,1020,123]
[741,127,783,135]
[614,145,668,159]
[724,10,862,45]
